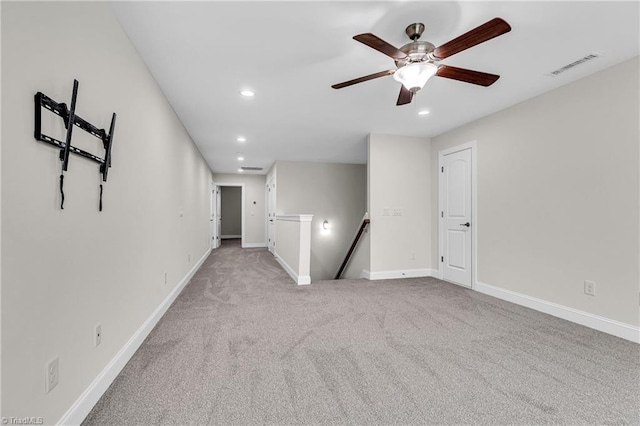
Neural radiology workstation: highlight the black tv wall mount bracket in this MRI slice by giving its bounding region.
[34,79,116,211]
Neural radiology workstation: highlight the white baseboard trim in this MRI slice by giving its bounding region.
[57,248,212,425]
[242,242,267,248]
[475,281,640,344]
[221,235,241,239]
[275,255,311,285]
[362,268,439,280]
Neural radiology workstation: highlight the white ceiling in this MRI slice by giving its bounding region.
[111,1,639,175]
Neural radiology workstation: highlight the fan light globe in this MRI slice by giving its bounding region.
[393,62,438,92]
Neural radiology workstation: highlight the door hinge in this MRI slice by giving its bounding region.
[441,166,444,173]
[441,211,443,218]
[441,256,444,262]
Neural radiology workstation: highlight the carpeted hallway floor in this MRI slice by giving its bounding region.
[84,240,640,425]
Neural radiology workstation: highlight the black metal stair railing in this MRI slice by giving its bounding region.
[335,214,370,279]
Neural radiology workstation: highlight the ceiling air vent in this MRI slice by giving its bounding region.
[547,53,601,76]
[240,166,263,171]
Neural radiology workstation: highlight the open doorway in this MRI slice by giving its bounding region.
[220,186,242,245]
[212,183,245,247]
[210,182,219,249]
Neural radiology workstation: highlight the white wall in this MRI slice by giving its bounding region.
[431,57,640,327]
[274,161,366,281]
[220,186,241,237]
[1,2,212,422]
[212,173,266,246]
[275,220,301,277]
[367,134,433,277]
[275,216,312,285]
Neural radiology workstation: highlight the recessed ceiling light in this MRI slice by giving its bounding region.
[240,90,255,97]
[238,168,244,172]
[418,110,430,116]
[237,154,245,161]
[237,136,246,142]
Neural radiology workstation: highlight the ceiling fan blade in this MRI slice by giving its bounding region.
[396,85,413,105]
[436,65,500,86]
[433,18,511,59]
[353,33,407,60]
[331,69,395,89]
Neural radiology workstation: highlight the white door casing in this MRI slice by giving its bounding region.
[267,178,276,255]
[216,186,222,248]
[210,182,218,249]
[216,183,245,246]
[439,143,475,288]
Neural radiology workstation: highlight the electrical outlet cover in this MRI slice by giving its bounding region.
[584,280,596,296]
[95,324,102,347]
[46,357,59,393]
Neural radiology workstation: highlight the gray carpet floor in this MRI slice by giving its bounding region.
[83,239,640,425]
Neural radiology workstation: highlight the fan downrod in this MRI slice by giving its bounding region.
[405,23,425,41]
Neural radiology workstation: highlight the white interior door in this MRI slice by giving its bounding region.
[267,178,276,254]
[216,186,222,248]
[210,183,217,249]
[441,147,473,287]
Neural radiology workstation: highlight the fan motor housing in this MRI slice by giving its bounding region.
[395,41,436,68]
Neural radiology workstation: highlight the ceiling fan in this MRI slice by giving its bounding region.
[331,18,511,106]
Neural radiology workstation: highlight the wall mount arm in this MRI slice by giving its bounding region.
[34,79,116,181]
[34,79,116,211]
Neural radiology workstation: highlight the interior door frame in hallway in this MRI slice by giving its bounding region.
[438,141,477,288]
[266,176,276,255]
[210,181,219,249]
[215,183,246,247]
